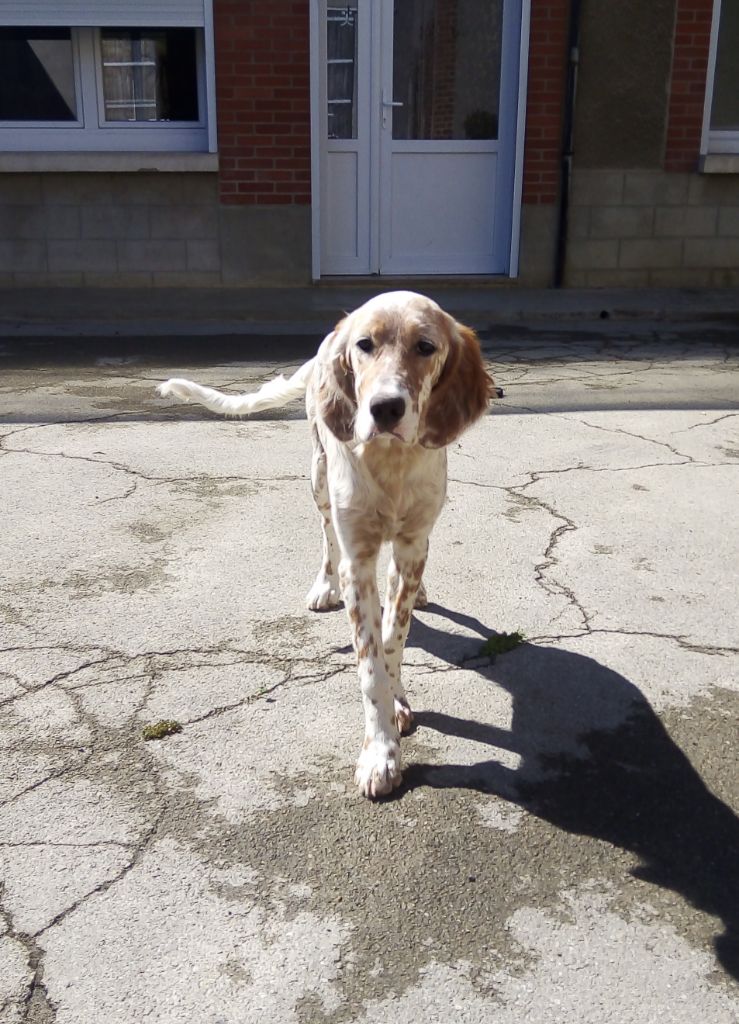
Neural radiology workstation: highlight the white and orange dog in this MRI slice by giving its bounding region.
[158,291,493,798]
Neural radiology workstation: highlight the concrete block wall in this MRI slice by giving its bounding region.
[0,171,314,287]
[566,169,739,287]
[0,173,222,287]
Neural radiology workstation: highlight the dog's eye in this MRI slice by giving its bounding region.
[417,339,436,356]
[356,337,374,353]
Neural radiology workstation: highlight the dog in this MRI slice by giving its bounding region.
[157,291,494,798]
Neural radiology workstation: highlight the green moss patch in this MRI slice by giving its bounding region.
[479,631,525,657]
[142,719,183,741]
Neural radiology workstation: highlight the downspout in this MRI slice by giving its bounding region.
[554,0,583,288]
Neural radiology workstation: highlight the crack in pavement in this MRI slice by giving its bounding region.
[0,412,139,440]
[524,628,739,657]
[1,883,55,1023]
[496,360,660,389]
[0,653,122,711]
[0,757,93,811]
[449,455,715,494]
[505,475,592,631]
[0,657,177,1019]
[1,439,309,489]
[176,663,347,728]
[670,411,739,435]
[0,646,341,714]
[32,812,165,942]
[564,415,697,463]
[0,634,349,1017]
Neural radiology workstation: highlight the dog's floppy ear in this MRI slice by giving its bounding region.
[420,319,494,448]
[315,318,357,442]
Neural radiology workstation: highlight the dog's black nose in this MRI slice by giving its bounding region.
[370,396,406,431]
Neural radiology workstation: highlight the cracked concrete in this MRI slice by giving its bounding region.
[0,323,737,1023]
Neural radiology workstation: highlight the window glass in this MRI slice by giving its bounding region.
[0,27,77,121]
[100,28,198,123]
[710,1,739,132]
[392,0,502,140]
[327,4,358,139]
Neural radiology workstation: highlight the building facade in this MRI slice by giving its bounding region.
[0,0,737,288]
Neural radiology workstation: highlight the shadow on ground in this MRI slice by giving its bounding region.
[404,606,739,981]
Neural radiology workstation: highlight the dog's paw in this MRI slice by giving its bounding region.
[394,697,414,735]
[414,581,428,609]
[355,737,402,799]
[306,573,341,611]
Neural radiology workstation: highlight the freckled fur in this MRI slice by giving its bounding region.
[157,290,494,800]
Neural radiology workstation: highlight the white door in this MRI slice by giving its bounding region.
[317,0,521,276]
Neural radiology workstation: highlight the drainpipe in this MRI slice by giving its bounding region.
[554,0,583,288]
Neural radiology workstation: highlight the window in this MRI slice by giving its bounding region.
[703,0,739,155]
[99,29,199,124]
[0,15,213,153]
[0,27,78,122]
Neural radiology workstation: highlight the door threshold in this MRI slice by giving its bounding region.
[317,275,515,289]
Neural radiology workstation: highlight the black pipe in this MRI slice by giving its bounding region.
[554,0,583,288]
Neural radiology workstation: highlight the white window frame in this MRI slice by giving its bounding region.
[701,0,739,159]
[0,11,216,153]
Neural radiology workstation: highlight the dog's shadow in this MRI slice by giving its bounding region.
[402,603,739,982]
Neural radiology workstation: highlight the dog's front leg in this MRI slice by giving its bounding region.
[383,535,429,735]
[338,549,401,799]
[306,427,341,610]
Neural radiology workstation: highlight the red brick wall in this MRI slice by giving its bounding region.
[522,0,569,205]
[664,0,714,172]
[214,0,311,205]
[213,0,572,208]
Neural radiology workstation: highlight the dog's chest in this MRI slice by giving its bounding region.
[355,442,446,538]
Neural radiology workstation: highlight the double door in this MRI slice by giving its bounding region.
[317,0,522,276]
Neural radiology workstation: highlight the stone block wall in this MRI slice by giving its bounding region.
[0,173,221,288]
[565,169,739,287]
[0,171,312,287]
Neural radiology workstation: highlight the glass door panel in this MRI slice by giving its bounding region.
[327,3,359,139]
[392,0,503,141]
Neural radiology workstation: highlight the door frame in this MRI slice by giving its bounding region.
[309,0,532,280]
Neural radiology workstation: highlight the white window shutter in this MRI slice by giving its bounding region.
[0,2,206,27]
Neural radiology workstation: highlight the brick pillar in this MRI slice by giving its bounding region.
[664,0,714,172]
[522,0,569,206]
[214,0,311,205]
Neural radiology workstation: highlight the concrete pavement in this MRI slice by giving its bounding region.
[0,318,738,1023]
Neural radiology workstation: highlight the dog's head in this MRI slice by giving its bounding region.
[316,291,494,447]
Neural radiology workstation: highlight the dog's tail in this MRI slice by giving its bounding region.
[157,358,316,417]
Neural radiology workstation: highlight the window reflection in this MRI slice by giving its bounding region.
[392,0,502,140]
[0,27,76,121]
